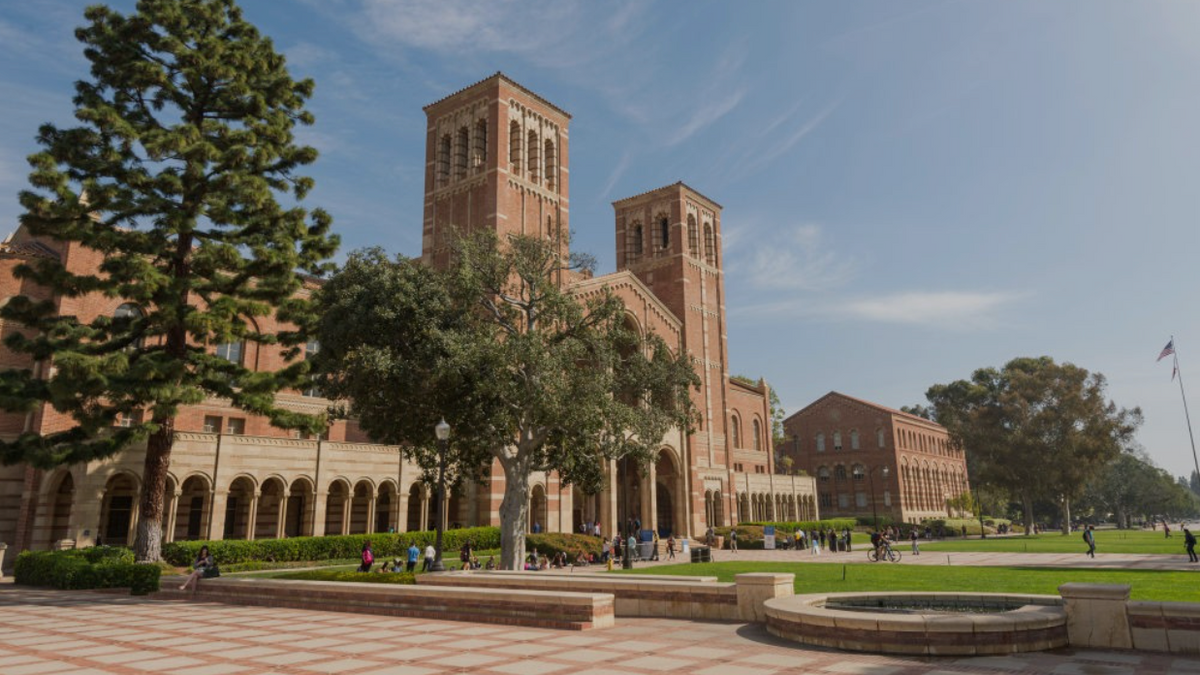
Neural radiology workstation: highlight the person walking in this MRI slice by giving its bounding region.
[810,530,821,555]
[730,529,738,553]
[666,535,676,560]
[910,528,920,556]
[406,541,420,572]
[1083,525,1096,558]
[1185,528,1198,563]
[423,543,436,571]
[358,541,375,572]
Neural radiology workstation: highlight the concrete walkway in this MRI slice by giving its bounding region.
[1,586,1197,675]
[632,547,1200,571]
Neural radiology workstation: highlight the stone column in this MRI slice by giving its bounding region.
[397,489,410,533]
[311,491,327,537]
[644,461,657,534]
[419,493,429,531]
[164,490,181,544]
[603,459,618,539]
[277,491,290,539]
[365,493,377,534]
[206,492,227,541]
[342,495,353,535]
[245,490,259,541]
[126,489,141,547]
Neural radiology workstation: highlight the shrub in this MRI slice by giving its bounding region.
[920,518,996,537]
[162,527,502,567]
[526,533,602,560]
[741,519,857,533]
[271,569,416,584]
[14,549,161,595]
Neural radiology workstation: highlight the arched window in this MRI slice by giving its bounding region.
[114,303,143,349]
[215,340,244,366]
[303,339,321,397]
[544,138,556,191]
[834,465,847,481]
[546,215,554,240]
[752,419,762,451]
[817,466,830,482]
[852,464,865,481]
[687,215,698,256]
[703,222,716,265]
[659,217,670,249]
[437,134,451,187]
[509,121,522,174]
[473,119,487,169]
[833,431,842,451]
[850,429,860,450]
[730,414,741,448]
[454,126,468,179]
[630,223,644,258]
[877,428,885,448]
[527,129,540,183]
[816,433,825,452]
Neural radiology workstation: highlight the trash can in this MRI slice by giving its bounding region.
[638,541,654,560]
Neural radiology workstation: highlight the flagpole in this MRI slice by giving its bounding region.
[1172,337,1200,485]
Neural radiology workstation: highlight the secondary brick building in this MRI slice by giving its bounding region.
[779,392,969,525]
[0,73,814,558]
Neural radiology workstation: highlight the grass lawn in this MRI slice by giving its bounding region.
[619,561,1200,602]
[919,529,1191,555]
[239,548,502,578]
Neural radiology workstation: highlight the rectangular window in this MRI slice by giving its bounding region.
[203,415,221,433]
[115,411,140,428]
[883,491,892,507]
[216,341,243,365]
[837,494,849,509]
[855,492,867,508]
[225,418,245,435]
[819,493,833,508]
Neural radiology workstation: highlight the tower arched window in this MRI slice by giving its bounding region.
[114,303,144,350]
[659,217,670,249]
[833,431,842,451]
[752,419,762,451]
[629,222,644,258]
[816,433,825,452]
[687,215,698,256]
[850,429,860,450]
[852,464,865,481]
[877,428,885,448]
[703,222,716,265]
[454,126,468,179]
[817,466,830,482]
[834,465,847,481]
[509,121,522,174]
[303,339,321,397]
[544,138,556,192]
[731,414,741,448]
[473,119,487,169]
[527,129,540,183]
[437,134,451,187]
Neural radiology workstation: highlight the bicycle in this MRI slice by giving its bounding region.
[867,545,902,563]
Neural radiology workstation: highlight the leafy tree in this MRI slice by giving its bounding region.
[1082,448,1173,528]
[0,0,337,561]
[924,357,1140,536]
[900,403,935,420]
[316,233,699,569]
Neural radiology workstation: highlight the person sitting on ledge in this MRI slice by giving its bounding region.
[179,545,217,592]
[485,555,496,570]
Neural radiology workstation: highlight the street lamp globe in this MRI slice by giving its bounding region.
[435,418,450,441]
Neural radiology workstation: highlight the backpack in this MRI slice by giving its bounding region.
[363,549,374,564]
[1081,531,1089,543]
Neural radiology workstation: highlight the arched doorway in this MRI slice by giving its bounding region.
[571,486,600,534]
[325,480,349,535]
[285,477,313,537]
[100,473,138,546]
[616,455,640,535]
[376,482,396,533]
[177,475,211,541]
[256,477,286,539]
[528,484,547,533]
[47,472,74,546]
[350,480,373,534]
[224,476,256,540]
[654,449,681,537]
[405,482,427,532]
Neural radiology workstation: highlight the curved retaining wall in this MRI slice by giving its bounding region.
[765,592,1067,655]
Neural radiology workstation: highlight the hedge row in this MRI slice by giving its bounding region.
[272,569,417,584]
[740,519,858,533]
[162,527,502,567]
[14,548,161,595]
[525,533,602,559]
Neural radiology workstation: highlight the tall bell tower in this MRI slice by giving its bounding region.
[421,73,571,270]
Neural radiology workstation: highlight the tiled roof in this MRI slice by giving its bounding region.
[612,181,724,209]
[785,391,946,430]
[423,71,572,120]
[0,239,59,260]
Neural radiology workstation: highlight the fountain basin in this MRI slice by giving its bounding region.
[765,592,1067,655]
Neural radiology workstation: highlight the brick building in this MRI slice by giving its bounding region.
[778,392,969,525]
[0,73,814,558]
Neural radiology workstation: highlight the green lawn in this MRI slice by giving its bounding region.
[919,530,1191,555]
[619,561,1200,602]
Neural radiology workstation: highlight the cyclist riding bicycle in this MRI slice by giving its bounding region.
[870,530,891,561]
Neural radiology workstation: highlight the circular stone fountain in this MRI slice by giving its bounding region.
[764,592,1067,656]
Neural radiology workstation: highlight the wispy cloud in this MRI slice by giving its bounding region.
[599,150,632,203]
[355,0,576,54]
[728,96,842,179]
[664,89,746,146]
[732,289,1025,330]
[725,222,856,292]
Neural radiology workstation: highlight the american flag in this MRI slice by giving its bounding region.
[1158,339,1175,362]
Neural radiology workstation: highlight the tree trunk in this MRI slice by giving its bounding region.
[1060,497,1071,535]
[1021,494,1034,536]
[498,456,531,570]
[134,418,174,562]
[1116,506,1127,530]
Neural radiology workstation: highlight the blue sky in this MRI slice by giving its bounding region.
[2,1,1199,478]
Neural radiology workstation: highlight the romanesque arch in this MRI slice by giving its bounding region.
[256,476,287,540]
[286,476,315,538]
[350,479,375,534]
[406,481,429,532]
[99,472,140,546]
[223,475,257,540]
[376,480,398,533]
[45,470,74,547]
[528,483,548,533]
[176,474,212,542]
[325,478,351,536]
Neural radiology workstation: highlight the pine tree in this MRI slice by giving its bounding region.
[0,0,338,561]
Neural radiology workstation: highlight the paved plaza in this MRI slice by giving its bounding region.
[635,548,1200,571]
[1,586,1198,675]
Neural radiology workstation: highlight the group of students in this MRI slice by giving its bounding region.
[789,527,854,555]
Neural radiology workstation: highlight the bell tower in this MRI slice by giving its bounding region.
[421,73,571,270]
[612,183,730,474]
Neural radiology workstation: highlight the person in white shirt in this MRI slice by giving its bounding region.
[423,544,436,571]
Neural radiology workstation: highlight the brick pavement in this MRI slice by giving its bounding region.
[2,586,1199,675]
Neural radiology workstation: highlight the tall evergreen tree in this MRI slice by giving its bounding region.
[0,0,338,561]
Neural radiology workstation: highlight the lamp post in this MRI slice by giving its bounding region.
[868,465,890,531]
[431,418,450,572]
